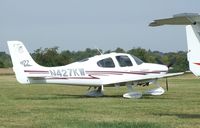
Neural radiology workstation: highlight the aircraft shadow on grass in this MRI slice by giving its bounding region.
[14,94,85,100]
[153,113,200,119]
[14,93,179,100]
[14,94,123,100]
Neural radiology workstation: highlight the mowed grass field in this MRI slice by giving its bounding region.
[0,68,199,128]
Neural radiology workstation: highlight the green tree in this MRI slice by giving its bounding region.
[0,61,4,68]
[114,48,126,53]
[0,52,12,68]
[128,48,149,62]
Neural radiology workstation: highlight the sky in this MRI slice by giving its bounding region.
[1,0,200,53]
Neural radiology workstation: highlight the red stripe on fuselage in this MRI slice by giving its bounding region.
[46,76,100,80]
[24,70,49,74]
[194,62,200,66]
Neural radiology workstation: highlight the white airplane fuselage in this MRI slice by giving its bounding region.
[23,53,168,86]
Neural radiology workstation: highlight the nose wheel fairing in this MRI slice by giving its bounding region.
[145,87,165,95]
[123,92,143,99]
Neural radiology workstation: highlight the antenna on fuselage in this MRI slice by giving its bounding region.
[96,48,103,55]
[94,45,103,55]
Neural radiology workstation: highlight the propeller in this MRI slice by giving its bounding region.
[167,58,176,68]
[156,57,176,68]
[156,57,176,91]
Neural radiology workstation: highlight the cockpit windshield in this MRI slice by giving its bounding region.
[131,55,144,65]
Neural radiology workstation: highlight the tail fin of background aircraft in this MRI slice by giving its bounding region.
[186,25,200,76]
[150,13,200,76]
[7,41,43,83]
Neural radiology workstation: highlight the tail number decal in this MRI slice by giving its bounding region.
[49,68,86,77]
[20,60,32,67]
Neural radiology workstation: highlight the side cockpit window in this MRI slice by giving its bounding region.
[97,58,115,68]
[116,55,133,67]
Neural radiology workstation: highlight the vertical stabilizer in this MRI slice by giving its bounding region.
[186,25,200,76]
[7,41,43,83]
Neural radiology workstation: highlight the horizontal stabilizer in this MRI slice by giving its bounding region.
[149,13,200,26]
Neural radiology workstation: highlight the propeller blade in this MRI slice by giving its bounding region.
[167,58,176,68]
[166,78,169,91]
[156,57,176,68]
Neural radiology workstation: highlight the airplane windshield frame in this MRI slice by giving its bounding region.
[131,55,144,65]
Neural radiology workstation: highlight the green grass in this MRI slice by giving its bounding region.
[0,74,199,128]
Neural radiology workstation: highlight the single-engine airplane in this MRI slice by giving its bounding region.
[150,13,200,77]
[7,41,183,99]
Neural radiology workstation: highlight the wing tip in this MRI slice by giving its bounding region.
[149,21,162,27]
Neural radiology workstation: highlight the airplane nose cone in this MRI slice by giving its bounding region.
[142,63,168,74]
[150,63,168,74]
[161,64,168,74]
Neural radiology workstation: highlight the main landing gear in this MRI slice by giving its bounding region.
[86,85,104,97]
[123,82,143,99]
[86,80,165,98]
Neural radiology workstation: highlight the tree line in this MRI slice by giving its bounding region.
[0,47,188,72]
